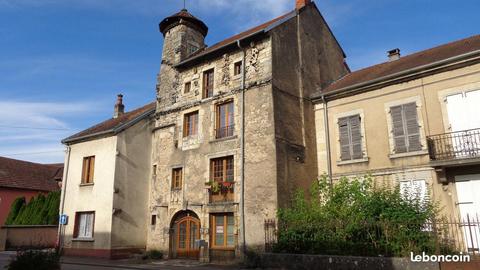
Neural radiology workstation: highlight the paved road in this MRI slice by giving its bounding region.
[0,252,241,270]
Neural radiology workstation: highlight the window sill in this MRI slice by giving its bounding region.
[210,246,235,251]
[72,238,94,242]
[79,183,94,187]
[337,157,369,166]
[210,135,237,143]
[389,150,428,159]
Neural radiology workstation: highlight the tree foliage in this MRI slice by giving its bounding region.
[5,191,60,226]
[275,175,451,257]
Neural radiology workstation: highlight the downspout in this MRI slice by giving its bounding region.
[57,145,71,252]
[321,95,333,186]
[237,40,247,257]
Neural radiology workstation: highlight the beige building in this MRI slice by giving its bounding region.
[59,0,480,261]
[60,96,155,258]
[312,35,480,252]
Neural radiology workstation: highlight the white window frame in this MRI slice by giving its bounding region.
[75,212,94,239]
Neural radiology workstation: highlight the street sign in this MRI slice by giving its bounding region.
[60,214,68,225]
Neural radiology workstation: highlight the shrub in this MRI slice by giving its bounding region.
[4,197,26,225]
[5,191,60,226]
[6,250,60,270]
[143,250,163,260]
[275,175,449,257]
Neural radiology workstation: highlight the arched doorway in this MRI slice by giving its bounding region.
[170,211,200,259]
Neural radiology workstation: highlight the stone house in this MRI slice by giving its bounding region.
[147,0,347,261]
[59,0,480,261]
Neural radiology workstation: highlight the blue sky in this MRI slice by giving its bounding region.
[0,0,478,164]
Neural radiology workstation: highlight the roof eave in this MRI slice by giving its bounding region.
[62,107,155,145]
[174,10,297,68]
[312,49,480,102]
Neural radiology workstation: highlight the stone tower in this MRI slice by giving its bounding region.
[156,9,208,109]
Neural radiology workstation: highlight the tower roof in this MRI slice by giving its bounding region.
[159,9,208,37]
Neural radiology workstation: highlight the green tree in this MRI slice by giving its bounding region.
[4,197,26,225]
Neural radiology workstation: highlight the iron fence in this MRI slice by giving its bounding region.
[265,214,480,256]
[427,128,480,161]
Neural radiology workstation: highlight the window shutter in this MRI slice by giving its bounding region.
[404,103,421,151]
[89,157,95,182]
[338,117,351,161]
[391,105,407,153]
[350,115,363,159]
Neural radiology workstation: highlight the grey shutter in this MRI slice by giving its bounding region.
[391,105,407,153]
[404,103,421,151]
[339,117,351,161]
[350,115,363,159]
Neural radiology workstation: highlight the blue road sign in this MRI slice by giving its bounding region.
[60,214,68,225]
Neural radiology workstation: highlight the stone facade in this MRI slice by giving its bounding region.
[147,3,347,261]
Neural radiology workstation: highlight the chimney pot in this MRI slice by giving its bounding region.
[388,48,401,61]
[296,0,311,10]
[114,94,125,118]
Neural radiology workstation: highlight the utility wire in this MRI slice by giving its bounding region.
[0,125,71,131]
[2,150,65,156]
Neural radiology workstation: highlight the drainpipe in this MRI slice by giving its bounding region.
[236,40,247,257]
[321,95,333,187]
[57,145,71,252]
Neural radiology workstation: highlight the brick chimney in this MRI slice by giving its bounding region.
[114,94,125,118]
[296,0,311,9]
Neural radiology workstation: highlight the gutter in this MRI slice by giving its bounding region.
[312,49,480,101]
[57,146,71,252]
[321,95,333,186]
[237,40,247,258]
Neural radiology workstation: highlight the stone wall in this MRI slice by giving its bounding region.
[258,253,440,270]
[0,225,58,250]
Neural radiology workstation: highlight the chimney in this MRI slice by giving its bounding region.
[387,48,401,61]
[114,94,125,118]
[296,0,311,10]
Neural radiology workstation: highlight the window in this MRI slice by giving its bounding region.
[81,156,95,184]
[211,156,234,183]
[74,212,95,239]
[152,164,157,176]
[183,111,199,137]
[234,61,242,76]
[338,115,363,161]
[172,168,183,190]
[184,82,191,94]
[390,103,421,153]
[215,101,234,139]
[400,179,427,203]
[203,69,214,98]
[211,213,235,248]
[151,215,157,226]
[187,44,199,55]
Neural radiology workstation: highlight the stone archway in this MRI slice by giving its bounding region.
[169,210,200,259]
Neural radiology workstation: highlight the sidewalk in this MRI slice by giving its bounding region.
[61,256,241,269]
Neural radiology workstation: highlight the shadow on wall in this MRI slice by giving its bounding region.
[0,225,58,251]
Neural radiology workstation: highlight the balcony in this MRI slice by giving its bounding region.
[427,128,480,166]
[215,125,234,139]
[208,182,235,203]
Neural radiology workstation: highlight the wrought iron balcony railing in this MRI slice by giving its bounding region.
[427,128,480,161]
[215,125,235,139]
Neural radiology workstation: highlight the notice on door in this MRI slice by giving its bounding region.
[216,226,224,234]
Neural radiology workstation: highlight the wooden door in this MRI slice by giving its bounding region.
[175,216,200,258]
